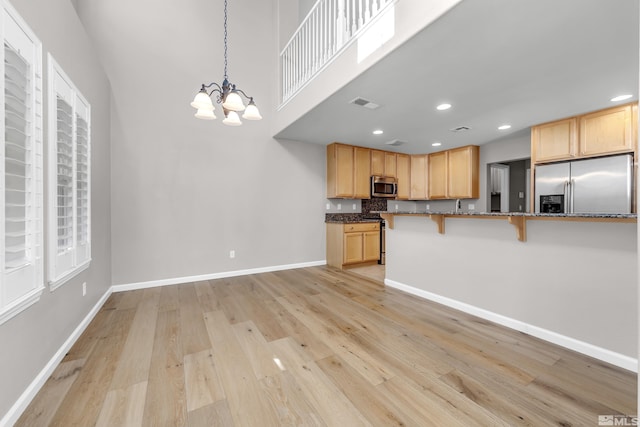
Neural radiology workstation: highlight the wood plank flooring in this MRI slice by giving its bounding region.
[16,266,636,426]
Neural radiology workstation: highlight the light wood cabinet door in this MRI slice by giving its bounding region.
[363,231,381,261]
[326,143,354,198]
[579,104,634,157]
[384,152,397,178]
[343,233,364,264]
[371,150,385,176]
[410,154,428,200]
[354,147,371,199]
[396,154,410,200]
[448,145,479,199]
[428,151,447,199]
[531,118,577,163]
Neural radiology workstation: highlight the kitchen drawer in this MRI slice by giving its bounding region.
[343,223,380,233]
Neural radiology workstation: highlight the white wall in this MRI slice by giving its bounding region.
[387,216,638,362]
[0,0,112,418]
[75,0,326,286]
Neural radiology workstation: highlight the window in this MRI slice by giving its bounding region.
[47,55,90,290]
[0,0,44,324]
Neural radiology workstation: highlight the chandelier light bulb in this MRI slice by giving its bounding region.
[191,91,214,110]
[222,91,246,111]
[242,100,262,120]
[223,110,242,126]
[195,108,216,120]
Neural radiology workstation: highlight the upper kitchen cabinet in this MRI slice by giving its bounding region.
[371,149,397,178]
[428,151,448,199]
[531,118,578,163]
[579,104,634,157]
[428,146,479,200]
[448,145,480,199]
[396,154,410,200]
[410,155,428,200]
[353,146,372,198]
[326,143,370,198]
[371,150,385,176]
[532,103,637,164]
[384,152,397,178]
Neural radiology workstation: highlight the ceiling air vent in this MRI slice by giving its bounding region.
[450,126,471,132]
[385,139,406,146]
[349,97,380,110]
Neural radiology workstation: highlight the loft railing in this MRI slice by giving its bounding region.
[279,0,394,106]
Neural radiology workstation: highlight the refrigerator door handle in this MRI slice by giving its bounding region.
[564,180,570,213]
[570,179,575,213]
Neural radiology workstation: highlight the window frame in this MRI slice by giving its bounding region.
[0,0,44,324]
[47,54,91,291]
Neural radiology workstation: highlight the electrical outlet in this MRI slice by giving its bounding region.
[519,191,525,199]
[82,282,86,296]
[352,203,356,210]
[229,250,235,259]
[337,203,342,210]
[468,203,475,210]
[395,204,398,210]
[326,203,330,210]
[426,204,430,211]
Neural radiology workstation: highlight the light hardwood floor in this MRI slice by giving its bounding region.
[17,266,636,426]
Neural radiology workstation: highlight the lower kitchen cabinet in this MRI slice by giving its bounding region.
[326,222,380,269]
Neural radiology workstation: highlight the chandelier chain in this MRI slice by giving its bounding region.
[223,0,228,80]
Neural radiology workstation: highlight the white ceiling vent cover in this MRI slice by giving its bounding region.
[450,126,471,132]
[385,139,406,146]
[349,97,380,110]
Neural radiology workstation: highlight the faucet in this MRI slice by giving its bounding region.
[455,199,461,213]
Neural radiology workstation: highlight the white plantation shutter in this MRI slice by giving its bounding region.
[0,0,43,324]
[48,55,90,289]
[56,96,73,252]
[74,96,90,265]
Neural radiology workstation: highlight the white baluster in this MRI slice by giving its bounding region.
[358,0,364,28]
[336,0,346,48]
[365,0,371,21]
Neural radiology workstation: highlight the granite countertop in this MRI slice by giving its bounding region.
[374,210,638,219]
[325,213,384,223]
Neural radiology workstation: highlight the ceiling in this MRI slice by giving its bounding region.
[274,0,640,154]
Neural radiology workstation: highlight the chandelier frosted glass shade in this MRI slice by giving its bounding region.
[190,91,214,110]
[222,91,245,111]
[195,108,216,120]
[222,110,242,126]
[242,101,262,120]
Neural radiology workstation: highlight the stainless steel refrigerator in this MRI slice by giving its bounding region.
[534,154,633,214]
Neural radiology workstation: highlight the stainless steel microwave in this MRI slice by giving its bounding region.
[371,176,397,198]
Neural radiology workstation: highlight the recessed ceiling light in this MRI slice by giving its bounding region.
[610,94,633,102]
[498,124,511,130]
[372,129,383,135]
[432,142,442,147]
[436,103,452,111]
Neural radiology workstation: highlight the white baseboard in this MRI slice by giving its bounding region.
[111,260,327,293]
[384,278,638,372]
[0,287,113,427]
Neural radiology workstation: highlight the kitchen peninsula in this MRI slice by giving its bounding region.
[380,210,637,371]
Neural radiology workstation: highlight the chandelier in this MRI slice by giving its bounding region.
[190,0,262,126]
